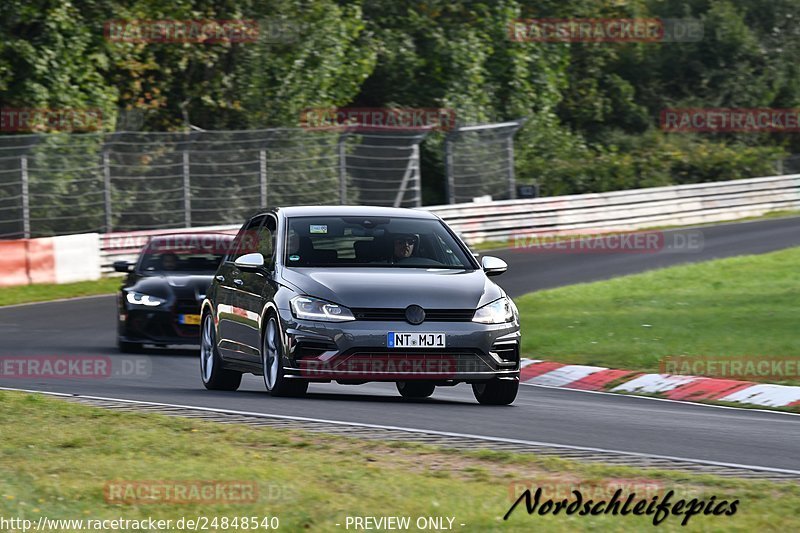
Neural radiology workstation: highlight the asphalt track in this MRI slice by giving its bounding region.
[1,217,799,472]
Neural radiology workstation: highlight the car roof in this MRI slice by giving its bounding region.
[275,205,438,219]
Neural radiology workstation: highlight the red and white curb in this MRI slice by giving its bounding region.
[520,360,800,409]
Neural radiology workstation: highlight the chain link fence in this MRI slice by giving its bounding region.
[444,120,526,204]
[778,154,800,176]
[0,128,432,238]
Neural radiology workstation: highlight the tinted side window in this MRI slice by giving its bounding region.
[255,216,277,269]
[227,215,266,262]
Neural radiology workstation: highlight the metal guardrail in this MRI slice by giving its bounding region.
[425,174,800,244]
[98,174,800,270]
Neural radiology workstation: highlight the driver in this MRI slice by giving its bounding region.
[391,233,418,262]
[160,252,178,271]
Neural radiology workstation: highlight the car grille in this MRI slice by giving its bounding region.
[174,299,202,315]
[351,308,475,322]
[329,350,496,374]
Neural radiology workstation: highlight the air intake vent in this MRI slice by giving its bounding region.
[352,308,474,322]
[491,342,518,362]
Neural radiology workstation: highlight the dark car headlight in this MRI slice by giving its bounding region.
[126,291,167,307]
[472,297,515,324]
[290,296,355,322]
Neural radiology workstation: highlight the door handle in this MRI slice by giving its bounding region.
[233,279,244,286]
[215,275,225,282]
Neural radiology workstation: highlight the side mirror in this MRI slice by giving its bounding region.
[234,252,265,272]
[481,255,507,277]
[113,260,133,273]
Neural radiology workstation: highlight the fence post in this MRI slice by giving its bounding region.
[413,143,422,207]
[21,155,30,239]
[259,149,268,207]
[506,136,516,200]
[393,144,418,208]
[444,133,455,204]
[338,134,347,204]
[103,151,112,232]
[183,150,191,227]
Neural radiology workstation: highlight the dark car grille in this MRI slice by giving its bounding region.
[174,299,202,315]
[351,308,475,322]
[326,350,497,374]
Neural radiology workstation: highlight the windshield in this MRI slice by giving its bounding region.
[284,216,475,269]
[137,243,227,274]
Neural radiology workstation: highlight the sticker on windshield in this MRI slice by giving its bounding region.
[310,225,327,234]
[289,254,300,261]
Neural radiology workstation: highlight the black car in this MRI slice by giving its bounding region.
[114,233,235,352]
[201,206,521,405]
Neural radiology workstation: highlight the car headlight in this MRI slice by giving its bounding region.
[290,296,355,322]
[472,297,515,324]
[126,292,167,307]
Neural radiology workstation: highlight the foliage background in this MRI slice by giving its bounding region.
[1,0,796,204]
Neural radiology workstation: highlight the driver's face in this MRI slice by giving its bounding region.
[393,237,415,258]
[162,255,177,270]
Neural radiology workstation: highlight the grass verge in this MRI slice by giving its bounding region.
[518,247,800,385]
[0,278,120,307]
[1,390,798,531]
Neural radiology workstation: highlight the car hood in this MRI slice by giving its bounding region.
[130,274,214,302]
[279,267,503,309]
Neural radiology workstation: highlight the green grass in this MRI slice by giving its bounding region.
[0,277,120,306]
[518,247,800,384]
[1,390,798,531]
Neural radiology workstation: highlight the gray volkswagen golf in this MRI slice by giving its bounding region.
[200,206,521,405]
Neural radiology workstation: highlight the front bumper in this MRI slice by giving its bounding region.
[276,307,520,382]
[118,307,201,345]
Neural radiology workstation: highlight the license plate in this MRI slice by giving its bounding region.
[179,314,201,325]
[387,332,446,348]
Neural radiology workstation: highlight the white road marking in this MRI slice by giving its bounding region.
[1,385,799,476]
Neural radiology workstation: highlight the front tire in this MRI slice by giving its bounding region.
[472,378,518,405]
[396,381,435,399]
[200,312,242,391]
[262,315,308,397]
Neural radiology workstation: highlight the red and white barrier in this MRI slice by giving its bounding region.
[521,360,800,410]
[0,233,100,287]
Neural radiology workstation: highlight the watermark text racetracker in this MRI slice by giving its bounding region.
[300,107,456,132]
[0,356,150,380]
[661,356,800,381]
[104,480,263,505]
[661,108,800,132]
[0,108,103,133]
[104,231,253,256]
[509,18,703,42]
[510,229,704,254]
[104,19,302,44]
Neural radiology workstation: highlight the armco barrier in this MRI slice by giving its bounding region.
[3,173,796,285]
[0,234,101,287]
[426,174,800,243]
[97,174,800,269]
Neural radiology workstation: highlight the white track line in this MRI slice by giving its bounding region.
[2,386,799,476]
[0,293,114,310]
